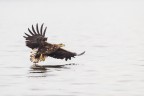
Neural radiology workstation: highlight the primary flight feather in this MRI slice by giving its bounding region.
[24,24,85,64]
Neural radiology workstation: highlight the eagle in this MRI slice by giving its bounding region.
[23,24,85,64]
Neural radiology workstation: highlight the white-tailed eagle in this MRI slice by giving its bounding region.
[23,24,85,64]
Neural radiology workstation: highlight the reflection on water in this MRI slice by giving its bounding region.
[28,63,76,77]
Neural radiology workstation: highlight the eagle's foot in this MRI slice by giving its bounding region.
[40,54,45,61]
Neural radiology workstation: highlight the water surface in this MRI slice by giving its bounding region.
[0,1,144,96]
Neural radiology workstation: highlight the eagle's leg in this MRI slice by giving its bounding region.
[40,54,45,61]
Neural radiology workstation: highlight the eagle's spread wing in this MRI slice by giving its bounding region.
[48,48,85,61]
[23,24,47,49]
[24,23,85,63]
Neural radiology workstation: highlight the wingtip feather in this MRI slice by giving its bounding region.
[43,27,47,36]
[25,33,31,37]
[23,36,27,38]
[32,25,37,34]
[40,23,44,35]
[77,51,85,56]
[36,23,40,34]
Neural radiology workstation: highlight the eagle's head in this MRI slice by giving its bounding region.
[59,43,65,47]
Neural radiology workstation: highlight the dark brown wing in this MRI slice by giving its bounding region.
[48,48,85,61]
[23,23,47,49]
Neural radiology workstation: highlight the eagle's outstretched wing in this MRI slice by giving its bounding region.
[23,24,47,49]
[48,48,85,61]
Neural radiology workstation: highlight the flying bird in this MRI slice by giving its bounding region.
[23,24,85,64]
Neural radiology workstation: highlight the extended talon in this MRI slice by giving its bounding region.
[40,54,45,61]
[40,54,43,61]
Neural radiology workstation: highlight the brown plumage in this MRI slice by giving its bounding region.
[24,23,85,63]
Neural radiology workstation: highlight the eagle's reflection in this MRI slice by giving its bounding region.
[28,63,77,77]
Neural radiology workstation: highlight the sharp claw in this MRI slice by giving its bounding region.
[43,56,45,61]
[40,54,42,61]
[40,54,45,61]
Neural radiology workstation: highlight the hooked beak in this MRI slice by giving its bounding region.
[60,43,65,47]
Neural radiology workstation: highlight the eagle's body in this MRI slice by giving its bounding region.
[24,24,85,64]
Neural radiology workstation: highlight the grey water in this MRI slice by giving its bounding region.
[0,0,144,96]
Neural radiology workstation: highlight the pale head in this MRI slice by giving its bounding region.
[59,43,65,47]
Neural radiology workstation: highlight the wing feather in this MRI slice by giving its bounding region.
[36,23,40,35]
[28,28,36,35]
[43,27,47,36]
[48,48,81,61]
[23,36,27,38]
[23,24,47,49]
[28,28,34,35]
[25,33,31,37]
[32,25,37,34]
[40,23,44,35]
